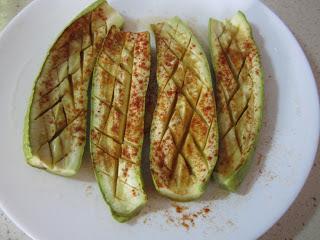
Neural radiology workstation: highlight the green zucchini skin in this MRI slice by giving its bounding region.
[150,17,219,201]
[23,0,124,176]
[209,11,264,191]
[90,26,151,222]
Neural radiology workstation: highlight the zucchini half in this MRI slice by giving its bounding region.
[23,0,123,176]
[90,26,151,222]
[209,12,264,191]
[150,17,219,201]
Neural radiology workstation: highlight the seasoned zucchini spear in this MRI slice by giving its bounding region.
[209,12,264,191]
[150,17,219,201]
[23,0,123,176]
[90,26,150,222]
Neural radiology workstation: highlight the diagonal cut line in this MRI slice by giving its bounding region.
[179,35,192,61]
[158,45,180,93]
[113,157,119,197]
[123,139,139,148]
[165,23,192,62]
[99,48,131,77]
[115,34,137,191]
[104,49,131,75]
[180,38,205,88]
[82,44,92,55]
[94,127,122,146]
[226,57,247,105]
[114,196,125,202]
[159,87,179,141]
[220,124,233,141]
[93,95,111,107]
[221,95,243,153]
[218,53,252,153]
[181,87,209,127]
[235,93,252,126]
[219,83,242,153]
[92,142,118,159]
[203,119,214,151]
[180,151,195,177]
[61,103,68,125]
[160,21,179,46]
[168,127,179,151]
[80,47,84,72]
[97,62,116,78]
[115,195,131,202]
[159,38,181,65]
[97,61,130,87]
[160,29,192,65]
[157,24,191,93]
[36,111,84,153]
[151,163,172,182]
[48,111,85,145]
[47,140,54,167]
[39,74,64,97]
[111,79,130,115]
[189,133,209,168]
[89,12,94,45]
[34,97,62,121]
[233,93,252,153]
[93,36,118,148]
[120,156,139,166]
[217,37,240,97]
[216,26,226,39]
[155,27,207,179]
[230,38,246,79]
[120,32,136,142]
[68,75,75,105]
[191,116,209,150]
[158,37,193,93]
[217,32,248,107]
[96,169,113,178]
[92,143,119,197]
[169,87,202,180]
[53,153,69,165]
[216,32,244,153]
[118,179,140,191]
[92,143,138,166]
[217,32,232,53]
[167,22,193,61]
[217,25,239,52]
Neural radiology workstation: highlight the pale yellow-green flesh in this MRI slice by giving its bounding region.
[150,17,219,201]
[23,0,124,176]
[90,26,150,221]
[209,12,264,191]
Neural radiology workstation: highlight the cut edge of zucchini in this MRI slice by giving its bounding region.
[150,17,219,201]
[23,0,124,176]
[209,11,264,191]
[90,28,150,221]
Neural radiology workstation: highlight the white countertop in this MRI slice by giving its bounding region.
[0,0,319,239]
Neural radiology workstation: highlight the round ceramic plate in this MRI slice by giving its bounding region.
[0,0,319,239]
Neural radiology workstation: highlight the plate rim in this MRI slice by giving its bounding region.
[252,3,320,238]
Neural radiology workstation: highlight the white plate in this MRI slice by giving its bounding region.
[0,0,319,239]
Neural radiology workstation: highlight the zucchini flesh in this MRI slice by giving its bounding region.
[209,12,264,191]
[150,17,219,201]
[90,26,150,221]
[23,0,123,176]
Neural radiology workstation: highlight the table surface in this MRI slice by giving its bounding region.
[0,0,319,239]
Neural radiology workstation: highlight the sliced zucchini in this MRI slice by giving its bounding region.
[90,26,150,222]
[209,12,264,191]
[150,17,219,201]
[23,0,124,176]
